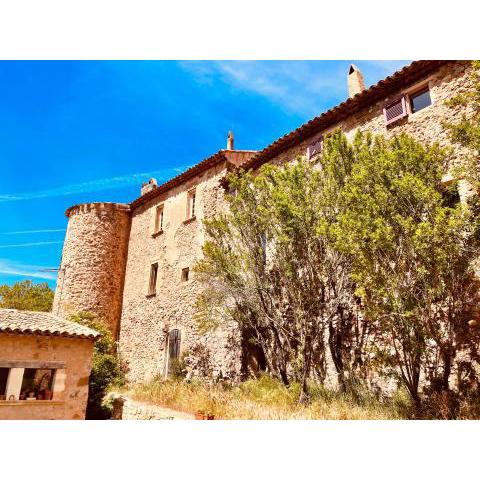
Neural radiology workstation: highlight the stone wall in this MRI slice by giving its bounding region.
[258,60,474,388]
[118,61,474,386]
[55,61,474,389]
[53,202,131,340]
[265,61,473,180]
[119,160,242,384]
[0,333,94,420]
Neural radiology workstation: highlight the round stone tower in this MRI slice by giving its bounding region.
[52,202,131,340]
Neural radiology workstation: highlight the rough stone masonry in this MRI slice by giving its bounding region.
[53,60,475,386]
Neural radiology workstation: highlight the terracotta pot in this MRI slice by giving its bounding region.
[195,410,205,420]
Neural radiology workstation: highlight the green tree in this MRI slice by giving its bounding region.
[444,61,480,193]
[69,312,125,419]
[0,280,54,311]
[335,132,480,407]
[195,137,361,401]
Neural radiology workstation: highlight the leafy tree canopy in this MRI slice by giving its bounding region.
[0,280,54,312]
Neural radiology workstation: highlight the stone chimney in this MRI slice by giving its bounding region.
[227,131,234,150]
[141,178,157,196]
[348,64,366,98]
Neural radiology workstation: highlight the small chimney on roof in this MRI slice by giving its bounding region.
[348,64,366,98]
[141,177,157,196]
[227,131,234,150]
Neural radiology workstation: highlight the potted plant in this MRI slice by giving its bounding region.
[19,393,26,400]
[206,412,215,420]
[27,391,36,401]
[195,410,205,420]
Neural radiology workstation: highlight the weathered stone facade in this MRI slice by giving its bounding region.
[53,61,475,386]
[257,62,473,180]
[53,202,131,340]
[119,153,254,383]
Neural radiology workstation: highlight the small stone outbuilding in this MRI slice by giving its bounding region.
[0,309,99,420]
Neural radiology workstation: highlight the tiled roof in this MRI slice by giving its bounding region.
[240,60,451,172]
[0,309,100,339]
[129,149,259,210]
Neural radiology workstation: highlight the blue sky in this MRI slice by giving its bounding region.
[0,60,409,288]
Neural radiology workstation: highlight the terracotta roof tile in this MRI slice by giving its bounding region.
[0,309,100,339]
[130,151,228,210]
[240,60,451,172]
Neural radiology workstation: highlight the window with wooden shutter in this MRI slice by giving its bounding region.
[307,136,324,160]
[186,188,196,220]
[148,262,158,296]
[168,329,181,360]
[154,205,164,234]
[383,97,407,126]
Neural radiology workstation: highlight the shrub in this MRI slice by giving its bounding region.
[69,312,126,419]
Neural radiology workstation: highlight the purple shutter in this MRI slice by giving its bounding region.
[307,136,324,159]
[383,97,407,126]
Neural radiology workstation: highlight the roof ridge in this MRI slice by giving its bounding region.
[240,60,451,172]
[130,150,229,209]
[0,308,100,339]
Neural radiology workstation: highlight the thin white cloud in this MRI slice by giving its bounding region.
[0,228,66,235]
[181,60,411,117]
[182,60,339,116]
[0,165,189,203]
[0,241,63,249]
[0,259,58,280]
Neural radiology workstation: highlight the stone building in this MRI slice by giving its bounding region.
[0,308,98,419]
[53,60,474,384]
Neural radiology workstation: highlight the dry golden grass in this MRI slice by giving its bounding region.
[128,375,412,420]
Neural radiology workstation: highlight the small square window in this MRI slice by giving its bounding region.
[148,263,158,296]
[187,189,196,220]
[181,267,189,282]
[410,88,432,113]
[154,205,164,234]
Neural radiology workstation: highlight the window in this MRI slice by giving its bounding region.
[410,87,432,113]
[167,329,182,376]
[186,189,196,220]
[307,136,324,160]
[154,205,164,234]
[0,366,59,401]
[181,267,189,282]
[383,97,407,126]
[0,368,9,399]
[168,329,181,361]
[148,262,158,296]
[442,183,461,208]
[20,368,55,400]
